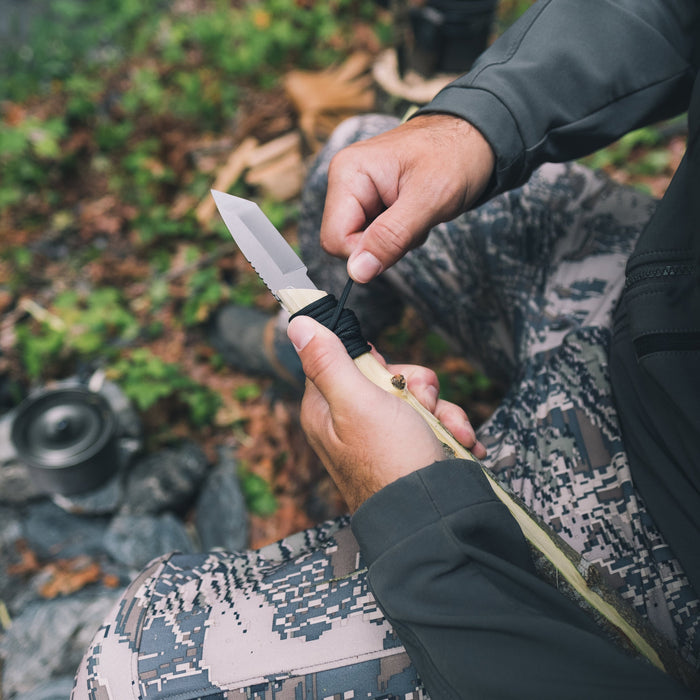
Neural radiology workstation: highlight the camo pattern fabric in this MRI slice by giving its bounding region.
[72,114,699,697]
[73,520,428,698]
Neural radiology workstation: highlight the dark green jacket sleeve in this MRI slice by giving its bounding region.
[418,0,699,198]
[351,460,696,699]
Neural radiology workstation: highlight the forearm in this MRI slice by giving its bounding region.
[418,0,699,198]
[352,460,695,699]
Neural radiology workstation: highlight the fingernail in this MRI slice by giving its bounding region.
[349,251,382,284]
[287,316,316,352]
[426,384,439,404]
[474,441,487,460]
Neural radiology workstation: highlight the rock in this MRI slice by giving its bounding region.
[21,501,110,561]
[0,592,121,698]
[121,442,209,516]
[103,512,194,570]
[13,676,76,700]
[51,472,124,517]
[195,448,248,552]
[0,505,24,608]
[98,379,142,440]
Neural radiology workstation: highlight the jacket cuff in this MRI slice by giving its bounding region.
[415,85,527,200]
[351,459,502,566]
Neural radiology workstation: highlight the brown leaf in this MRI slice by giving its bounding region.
[2,101,27,126]
[284,52,376,150]
[38,557,103,599]
[245,146,305,201]
[195,137,259,226]
[7,540,41,577]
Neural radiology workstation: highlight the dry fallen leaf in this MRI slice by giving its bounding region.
[38,557,103,599]
[284,52,376,150]
[195,136,259,226]
[245,146,305,201]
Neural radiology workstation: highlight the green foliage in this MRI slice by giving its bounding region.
[583,127,663,171]
[494,0,535,33]
[15,288,139,380]
[260,199,299,232]
[0,0,159,102]
[238,465,278,516]
[234,383,262,402]
[109,348,221,426]
[229,274,267,308]
[437,369,492,405]
[1,247,34,290]
[183,267,227,326]
[0,116,68,207]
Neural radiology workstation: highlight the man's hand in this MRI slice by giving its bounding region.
[320,113,495,284]
[288,315,486,512]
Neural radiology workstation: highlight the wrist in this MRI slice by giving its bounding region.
[409,112,495,209]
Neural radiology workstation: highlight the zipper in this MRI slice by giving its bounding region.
[625,262,695,289]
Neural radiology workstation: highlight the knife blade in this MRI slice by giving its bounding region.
[211,189,317,301]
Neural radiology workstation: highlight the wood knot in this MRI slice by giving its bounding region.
[390,374,406,390]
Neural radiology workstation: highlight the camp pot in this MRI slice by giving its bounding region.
[10,385,119,495]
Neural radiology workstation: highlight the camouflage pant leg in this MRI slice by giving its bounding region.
[72,519,428,699]
[300,116,700,667]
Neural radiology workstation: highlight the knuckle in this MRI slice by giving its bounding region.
[303,347,335,384]
[369,217,412,259]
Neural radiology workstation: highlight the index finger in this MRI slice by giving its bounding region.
[320,153,387,260]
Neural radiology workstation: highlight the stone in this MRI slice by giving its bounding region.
[103,512,194,570]
[0,505,24,612]
[0,410,44,505]
[195,448,248,552]
[0,592,121,698]
[121,441,209,515]
[21,501,110,561]
[51,472,125,517]
[13,677,76,700]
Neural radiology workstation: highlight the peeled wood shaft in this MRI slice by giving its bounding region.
[276,287,698,685]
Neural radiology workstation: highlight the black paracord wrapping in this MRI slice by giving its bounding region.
[289,294,371,359]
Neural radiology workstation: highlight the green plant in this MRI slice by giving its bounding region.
[582,126,662,171]
[0,116,68,207]
[260,199,299,232]
[0,0,158,102]
[238,465,278,516]
[15,287,139,380]
[183,267,227,325]
[234,383,262,401]
[437,369,492,406]
[109,348,221,426]
[229,273,267,308]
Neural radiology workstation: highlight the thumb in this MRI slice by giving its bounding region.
[346,198,432,284]
[287,315,365,408]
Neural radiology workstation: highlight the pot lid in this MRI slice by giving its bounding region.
[11,388,115,469]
